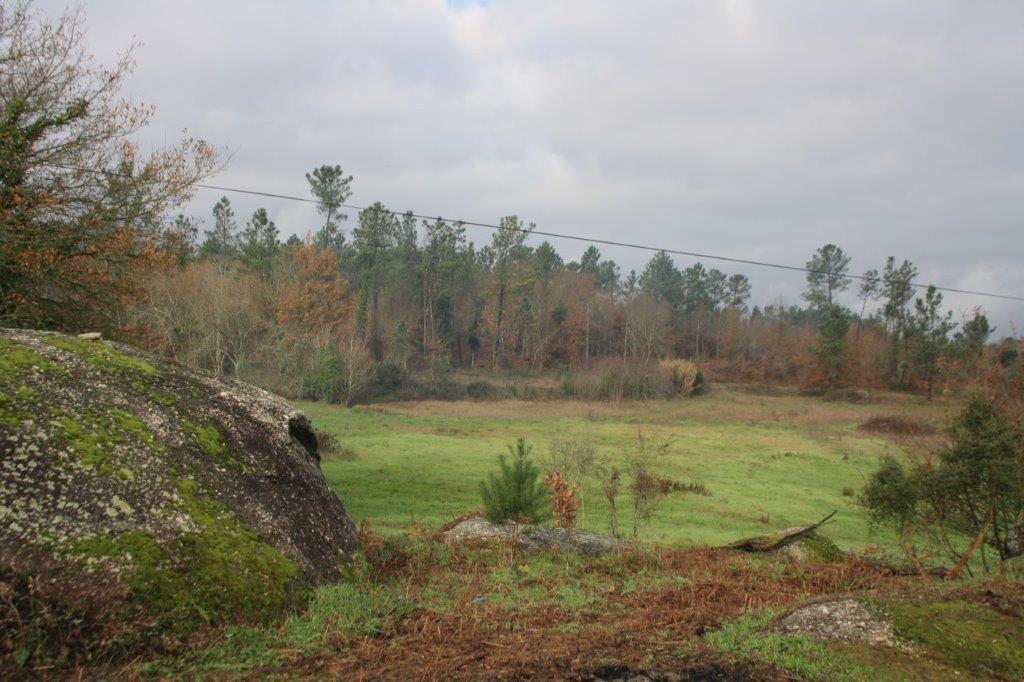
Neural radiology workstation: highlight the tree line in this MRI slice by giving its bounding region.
[120,163,1015,406]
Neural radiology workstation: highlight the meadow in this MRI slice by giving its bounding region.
[137,387,1024,680]
[300,385,949,552]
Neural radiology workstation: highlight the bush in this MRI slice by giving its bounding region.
[301,349,344,404]
[861,399,1024,566]
[479,439,549,524]
[659,358,700,397]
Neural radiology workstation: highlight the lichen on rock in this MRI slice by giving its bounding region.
[0,329,359,661]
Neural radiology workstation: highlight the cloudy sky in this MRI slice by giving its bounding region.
[40,0,1024,330]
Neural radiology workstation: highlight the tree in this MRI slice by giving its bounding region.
[855,268,881,339]
[907,285,955,401]
[277,244,355,348]
[862,399,1024,569]
[161,214,200,267]
[239,208,279,274]
[726,274,751,311]
[958,309,992,360]
[881,257,919,383]
[804,244,851,308]
[480,439,548,524]
[0,1,218,330]
[482,216,532,369]
[639,251,682,308]
[352,202,399,360]
[202,197,238,261]
[306,164,353,252]
[812,303,851,386]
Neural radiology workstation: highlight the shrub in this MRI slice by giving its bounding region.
[543,471,579,530]
[861,398,1024,568]
[314,429,339,455]
[301,349,344,404]
[659,358,700,397]
[859,415,936,436]
[479,439,549,524]
[559,359,675,400]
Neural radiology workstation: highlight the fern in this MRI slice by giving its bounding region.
[479,439,549,524]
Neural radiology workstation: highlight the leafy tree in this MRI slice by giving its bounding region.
[907,285,955,400]
[479,439,549,524]
[306,164,353,251]
[239,208,279,274]
[804,243,852,308]
[862,399,1024,568]
[0,1,217,329]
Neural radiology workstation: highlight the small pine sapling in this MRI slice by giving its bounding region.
[480,438,549,524]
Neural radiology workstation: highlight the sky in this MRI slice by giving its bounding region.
[38,0,1024,332]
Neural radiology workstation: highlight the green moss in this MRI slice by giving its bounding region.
[57,408,163,476]
[797,533,846,562]
[43,336,158,377]
[705,610,872,681]
[0,339,64,380]
[181,419,242,471]
[877,598,1024,677]
[0,387,42,427]
[75,482,299,628]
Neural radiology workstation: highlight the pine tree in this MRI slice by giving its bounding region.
[812,303,851,386]
[239,207,280,274]
[306,164,353,252]
[480,439,549,524]
[804,243,852,308]
[202,196,238,260]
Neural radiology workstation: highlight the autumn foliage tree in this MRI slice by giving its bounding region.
[0,1,218,331]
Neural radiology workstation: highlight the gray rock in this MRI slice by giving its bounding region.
[777,599,905,648]
[0,329,358,621]
[443,517,627,555]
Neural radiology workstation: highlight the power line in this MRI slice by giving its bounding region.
[192,182,1024,303]
[37,163,1024,303]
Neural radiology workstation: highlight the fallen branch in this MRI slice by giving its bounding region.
[727,510,838,552]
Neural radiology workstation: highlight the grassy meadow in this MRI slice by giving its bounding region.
[300,385,949,552]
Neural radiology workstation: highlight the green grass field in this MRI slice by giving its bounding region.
[300,386,947,551]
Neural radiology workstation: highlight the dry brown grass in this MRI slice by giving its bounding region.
[282,543,906,680]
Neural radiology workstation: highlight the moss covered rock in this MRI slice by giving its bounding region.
[0,329,358,661]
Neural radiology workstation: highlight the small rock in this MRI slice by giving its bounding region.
[443,517,627,556]
[77,332,103,340]
[778,599,905,648]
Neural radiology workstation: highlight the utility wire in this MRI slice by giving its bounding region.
[37,163,1024,303]
[192,182,1024,303]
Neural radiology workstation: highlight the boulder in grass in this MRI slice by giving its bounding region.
[0,329,359,665]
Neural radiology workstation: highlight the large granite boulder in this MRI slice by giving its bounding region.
[0,329,358,662]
